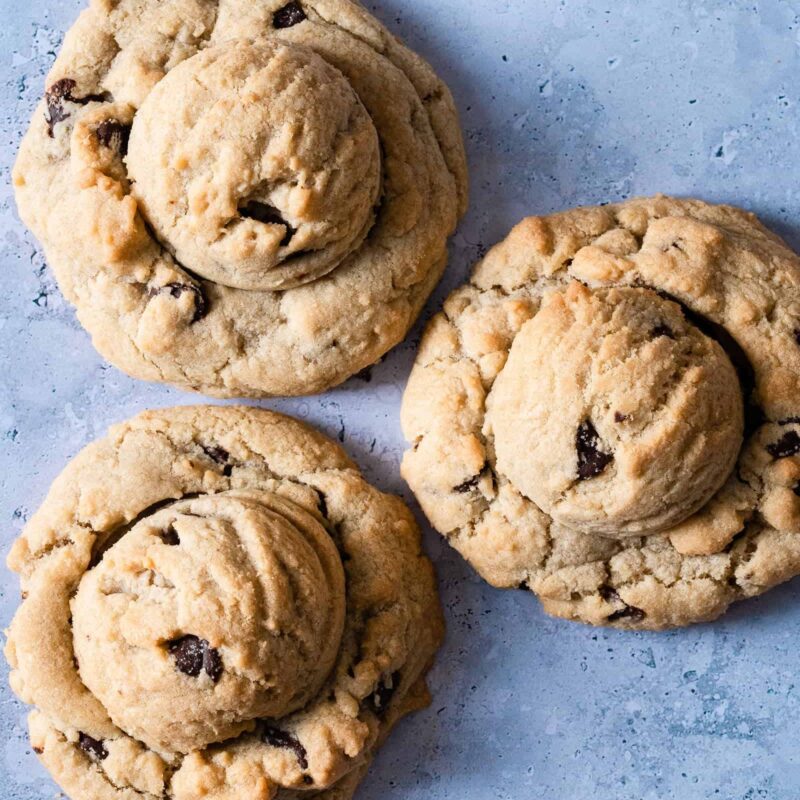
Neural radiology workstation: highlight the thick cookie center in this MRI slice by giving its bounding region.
[71,491,345,753]
[127,40,381,291]
[487,282,744,536]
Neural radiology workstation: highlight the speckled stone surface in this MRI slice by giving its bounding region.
[2,1,800,798]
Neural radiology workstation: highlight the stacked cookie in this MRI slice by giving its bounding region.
[13,0,467,396]
[8,407,442,799]
[402,196,800,629]
[7,1,800,800]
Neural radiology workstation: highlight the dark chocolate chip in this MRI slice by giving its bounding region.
[576,420,613,480]
[202,644,223,682]
[95,119,130,155]
[794,484,800,498]
[794,328,800,347]
[651,323,674,339]
[168,635,223,682]
[613,412,628,423]
[302,775,314,785]
[273,1,306,28]
[598,585,620,603]
[517,581,528,591]
[45,78,76,136]
[154,282,208,323]
[365,672,399,717]
[44,78,107,137]
[261,726,308,770]
[767,431,800,460]
[78,732,108,761]
[201,444,229,465]
[32,746,43,755]
[201,445,232,475]
[607,605,646,623]
[160,526,180,546]
[200,444,233,478]
[239,201,295,246]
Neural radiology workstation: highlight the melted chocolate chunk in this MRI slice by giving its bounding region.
[155,282,208,323]
[201,444,232,476]
[44,78,107,137]
[651,323,674,339]
[160,526,180,546]
[239,201,295,246]
[168,635,223,682]
[607,605,646,623]
[45,79,75,136]
[576,420,613,480]
[273,1,307,28]
[95,119,130,155]
[365,672,399,717]
[261,726,308,770]
[767,430,800,459]
[32,746,43,755]
[598,585,620,603]
[613,412,629,423]
[78,732,108,761]
[201,444,229,464]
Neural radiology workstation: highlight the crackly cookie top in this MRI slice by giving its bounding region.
[72,491,346,753]
[6,406,443,800]
[401,195,800,630]
[13,0,467,397]
[488,283,744,536]
[127,40,381,291]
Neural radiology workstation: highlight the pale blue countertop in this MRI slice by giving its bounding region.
[2,1,800,798]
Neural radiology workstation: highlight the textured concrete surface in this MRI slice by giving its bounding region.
[2,1,800,798]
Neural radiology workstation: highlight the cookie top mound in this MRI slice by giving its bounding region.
[13,0,467,397]
[488,283,743,536]
[401,195,800,629]
[7,406,443,800]
[127,40,381,291]
[72,491,345,754]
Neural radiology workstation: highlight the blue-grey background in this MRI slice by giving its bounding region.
[2,1,800,797]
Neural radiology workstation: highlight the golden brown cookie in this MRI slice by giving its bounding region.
[13,0,467,397]
[401,195,800,629]
[6,406,443,800]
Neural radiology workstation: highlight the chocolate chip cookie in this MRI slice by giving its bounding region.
[13,0,467,397]
[6,406,443,800]
[401,195,800,629]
